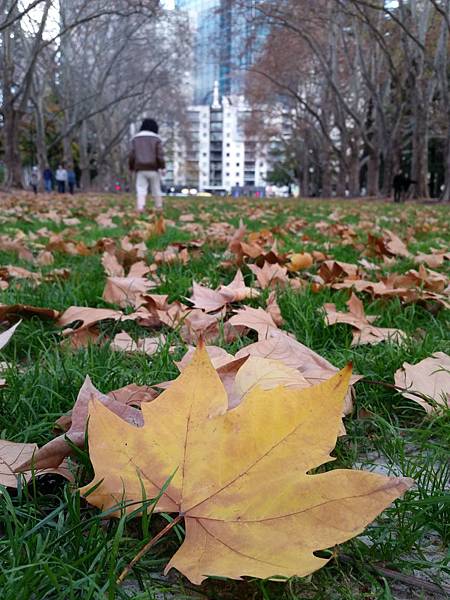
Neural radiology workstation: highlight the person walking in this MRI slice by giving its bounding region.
[30,166,39,194]
[67,166,76,194]
[55,165,67,194]
[43,166,53,192]
[128,118,166,214]
[392,171,405,203]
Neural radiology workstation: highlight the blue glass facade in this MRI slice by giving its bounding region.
[176,0,265,104]
[176,0,221,104]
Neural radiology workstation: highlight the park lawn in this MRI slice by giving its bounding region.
[0,193,449,600]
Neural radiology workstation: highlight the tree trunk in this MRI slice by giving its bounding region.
[367,150,380,197]
[79,121,91,190]
[34,96,48,183]
[348,147,360,197]
[442,126,450,202]
[411,100,429,199]
[3,107,24,188]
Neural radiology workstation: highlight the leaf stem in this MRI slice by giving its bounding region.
[116,514,183,585]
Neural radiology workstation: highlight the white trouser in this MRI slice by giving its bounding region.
[136,170,162,211]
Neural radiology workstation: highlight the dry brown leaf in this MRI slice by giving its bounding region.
[394,353,450,413]
[248,261,289,289]
[413,251,450,269]
[58,306,123,332]
[110,332,166,356]
[266,291,283,326]
[0,304,59,322]
[102,252,125,277]
[228,306,278,338]
[16,376,143,471]
[218,269,260,302]
[324,293,406,346]
[103,276,156,308]
[287,252,313,272]
[180,310,221,344]
[107,384,157,406]
[318,261,361,284]
[35,250,54,266]
[0,440,72,487]
[189,281,233,313]
[0,320,21,350]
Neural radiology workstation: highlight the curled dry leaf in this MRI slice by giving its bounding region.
[0,304,59,322]
[0,320,21,350]
[324,293,407,346]
[110,332,166,356]
[103,276,156,308]
[287,252,313,272]
[248,261,289,289]
[413,251,450,269]
[58,306,123,331]
[189,281,234,313]
[266,290,283,326]
[180,309,221,344]
[394,353,450,413]
[80,345,412,585]
[318,260,361,284]
[102,252,125,277]
[1,440,73,487]
[228,306,278,338]
[16,376,143,471]
[218,269,260,302]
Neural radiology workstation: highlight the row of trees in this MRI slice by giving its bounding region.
[244,0,450,199]
[0,0,189,188]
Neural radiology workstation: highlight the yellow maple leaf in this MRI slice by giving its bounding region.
[80,344,412,584]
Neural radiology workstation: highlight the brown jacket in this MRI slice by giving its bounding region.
[128,131,166,171]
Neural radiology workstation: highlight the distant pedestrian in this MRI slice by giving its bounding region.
[55,164,67,194]
[128,118,166,214]
[30,166,39,195]
[43,166,53,192]
[402,176,417,199]
[67,166,76,194]
[392,171,405,203]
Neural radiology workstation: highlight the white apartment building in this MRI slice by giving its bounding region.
[165,82,277,194]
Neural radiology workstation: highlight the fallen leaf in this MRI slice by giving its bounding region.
[413,251,450,269]
[16,376,143,471]
[287,252,313,272]
[189,281,233,313]
[394,353,450,413]
[103,276,156,308]
[0,440,72,487]
[266,291,283,326]
[228,306,278,338]
[249,261,289,289]
[0,304,59,322]
[110,332,166,356]
[102,252,125,277]
[324,294,406,346]
[81,345,412,584]
[58,306,123,332]
[218,270,260,302]
[0,320,21,350]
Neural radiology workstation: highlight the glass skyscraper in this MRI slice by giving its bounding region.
[176,0,264,104]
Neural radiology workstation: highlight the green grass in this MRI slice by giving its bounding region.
[0,193,449,599]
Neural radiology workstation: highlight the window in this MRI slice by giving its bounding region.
[226,172,230,176]
[236,163,240,167]
[226,153,230,157]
